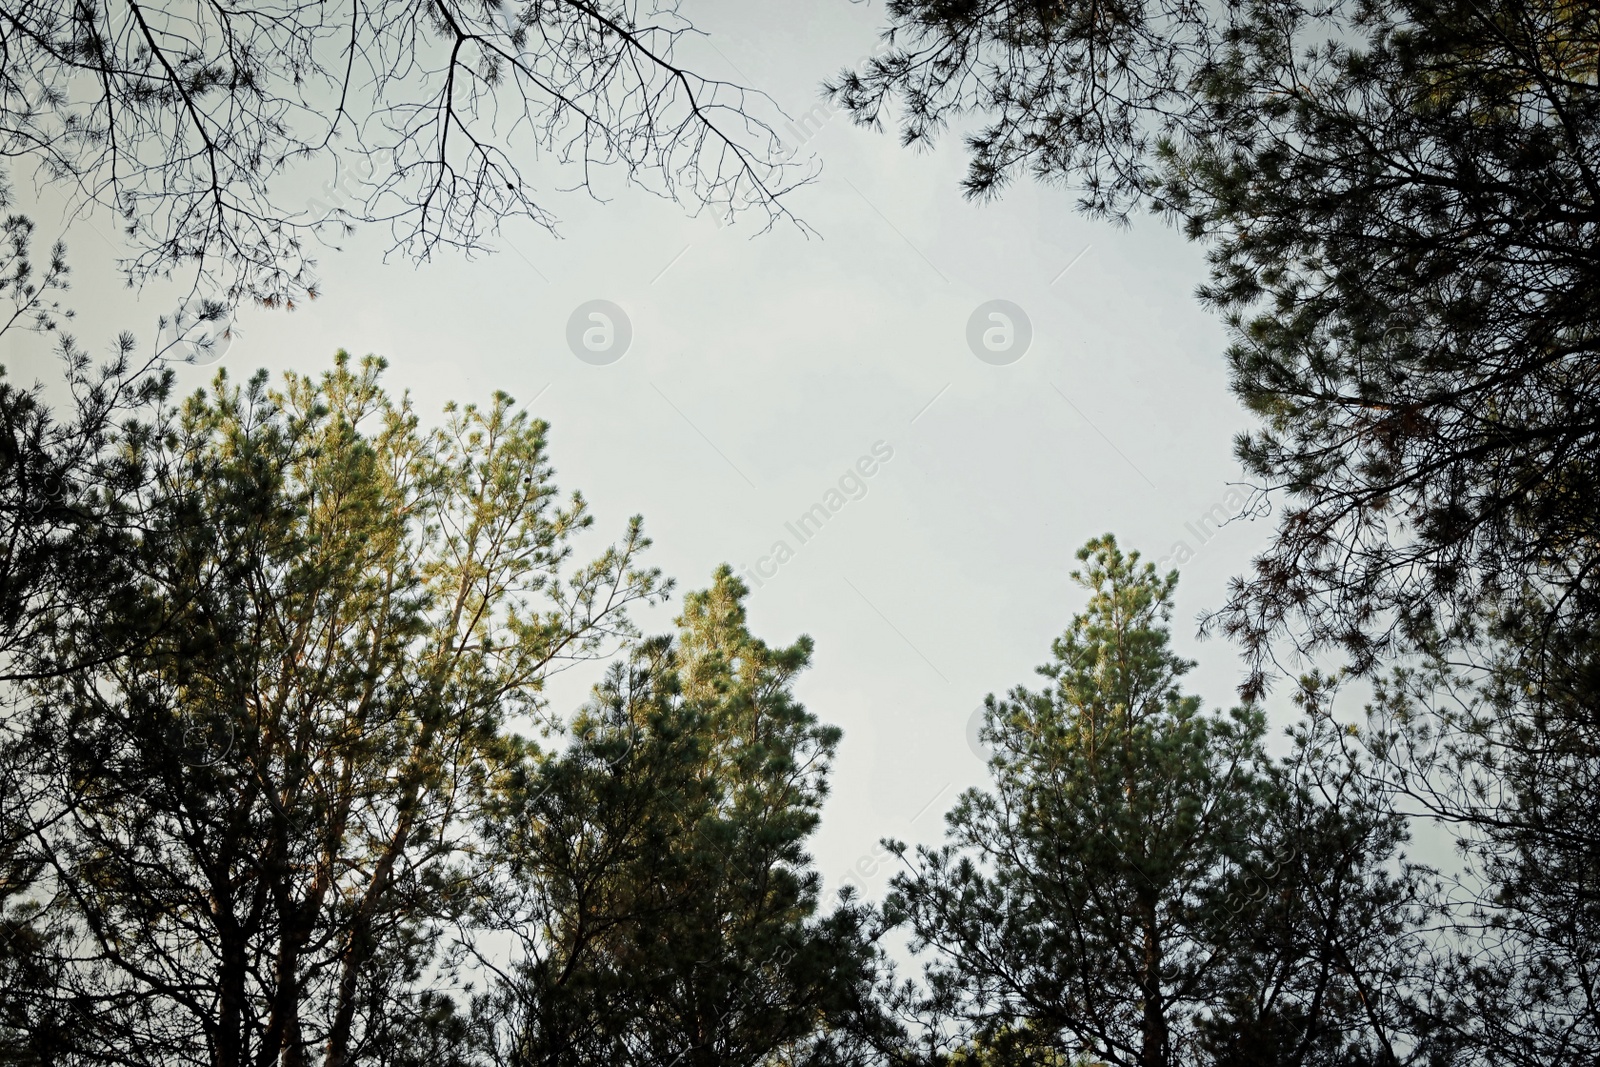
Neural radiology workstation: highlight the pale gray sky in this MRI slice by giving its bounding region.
[6,0,1282,906]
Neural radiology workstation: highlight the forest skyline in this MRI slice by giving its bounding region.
[3,0,1595,1063]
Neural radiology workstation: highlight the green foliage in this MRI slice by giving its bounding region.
[1363,596,1600,1065]
[0,346,1443,1067]
[479,568,890,1067]
[885,538,1423,1067]
[0,212,176,1063]
[833,0,1600,698]
[833,6,1600,1063]
[4,352,666,1067]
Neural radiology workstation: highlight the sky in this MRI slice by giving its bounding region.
[4,0,1286,907]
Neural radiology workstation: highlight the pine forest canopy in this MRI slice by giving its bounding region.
[0,335,1594,1064]
[0,333,887,1065]
[2,0,1597,692]
[887,538,1428,1067]
[2,2,1599,1065]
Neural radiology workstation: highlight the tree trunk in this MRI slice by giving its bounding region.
[217,915,247,1067]
[1138,894,1169,1067]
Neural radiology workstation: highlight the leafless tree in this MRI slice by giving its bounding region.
[0,0,810,306]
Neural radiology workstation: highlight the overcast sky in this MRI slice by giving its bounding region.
[6,0,1284,906]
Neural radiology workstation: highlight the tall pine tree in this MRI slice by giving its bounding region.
[6,354,666,1067]
[479,569,890,1067]
[884,538,1424,1067]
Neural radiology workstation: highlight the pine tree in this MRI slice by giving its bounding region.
[7,353,666,1067]
[885,538,1423,1067]
[1363,600,1600,1066]
[480,568,888,1067]
[0,208,175,1063]
[831,0,1600,697]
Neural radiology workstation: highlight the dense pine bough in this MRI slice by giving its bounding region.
[830,0,1600,694]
